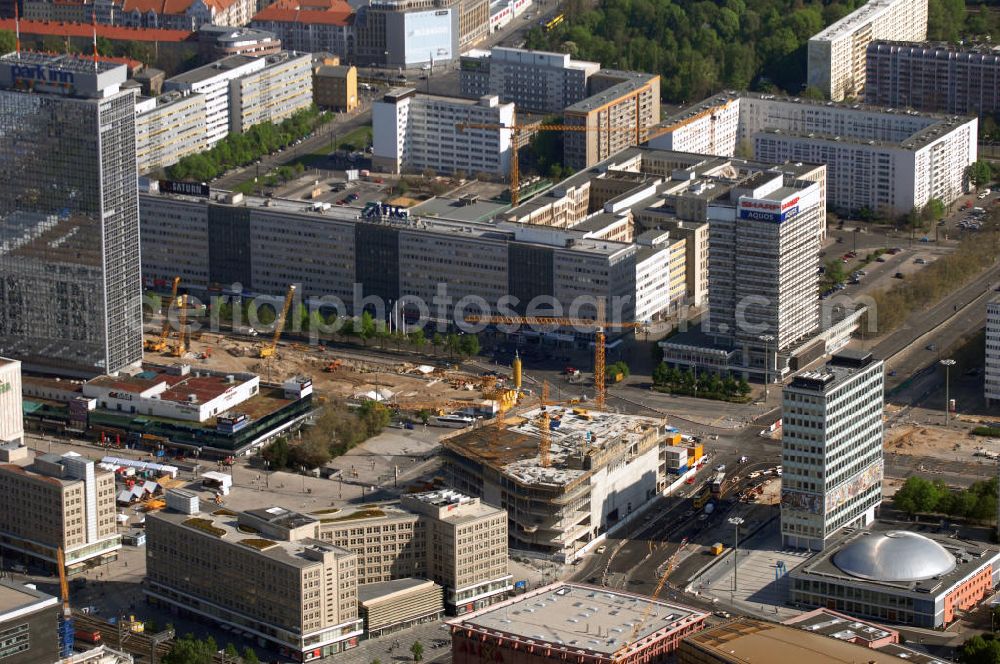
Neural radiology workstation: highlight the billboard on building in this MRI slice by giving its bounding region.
[403,9,453,66]
[738,196,800,223]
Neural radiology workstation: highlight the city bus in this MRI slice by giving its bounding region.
[544,13,564,31]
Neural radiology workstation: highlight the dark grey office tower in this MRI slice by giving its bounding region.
[0,53,142,376]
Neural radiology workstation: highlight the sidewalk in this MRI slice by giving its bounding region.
[329,621,451,664]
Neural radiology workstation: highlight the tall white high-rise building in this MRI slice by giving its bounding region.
[985,298,1000,407]
[0,358,22,445]
[807,0,928,101]
[707,171,824,352]
[0,53,142,376]
[372,88,514,176]
[781,350,885,551]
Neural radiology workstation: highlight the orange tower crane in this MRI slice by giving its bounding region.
[56,547,73,658]
[456,123,648,207]
[465,303,645,410]
[259,284,297,359]
[539,381,551,467]
[144,276,180,353]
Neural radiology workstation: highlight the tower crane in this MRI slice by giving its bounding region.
[144,276,181,353]
[456,122,648,207]
[539,381,552,467]
[170,294,190,357]
[465,302,646,410]
[609,544,687,664]
[259,285,297,359]
[56,547,73,658]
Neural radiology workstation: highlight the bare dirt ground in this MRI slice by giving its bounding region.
[145,331,504,411]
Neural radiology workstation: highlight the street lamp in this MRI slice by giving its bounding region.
[728,516,744,593]
[759,334,774,402]
[940,359,956,426]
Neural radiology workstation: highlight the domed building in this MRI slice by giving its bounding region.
[789,528,1000,628]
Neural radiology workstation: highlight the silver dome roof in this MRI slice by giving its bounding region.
[833,531,956,582]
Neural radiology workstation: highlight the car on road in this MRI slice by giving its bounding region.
[915,257,927,264]
[715,464,725,472]
[894,272,905,279]
[920,236,931,242]
[876,256,887,262]
[596,545,606,554]
[925,344,937,351]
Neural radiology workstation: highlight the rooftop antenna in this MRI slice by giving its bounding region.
[91,9,98,70]
[14,2,20,58]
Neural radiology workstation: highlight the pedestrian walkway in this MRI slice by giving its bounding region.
[328,621,452,664]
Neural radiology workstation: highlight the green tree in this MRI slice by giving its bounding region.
[261,437,290,470]
[163,635,216,664]
[652,362,669,385]
[358,401,391,437]
[224,643,239,658]
[242,647,261,664]
[737,377,751,397]
[967,160,994,189]
[432,333,444,355]
[411,641,424,663]
[358,311,376,345]
[0,31,15,54]
[893,476,943,516]
[960,634,1000,664]
[458,334,480,357]
[408,329,426,349]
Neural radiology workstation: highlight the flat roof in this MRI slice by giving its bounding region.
[85,366,256,405]
[452,583,705,657]
[564,70,657,114]
[358,577,438,604]
[790,526,1000,598]
[166,54,257,85]
[244,506,318,530]
[0,582,59,621]
[682,618,906,663]
[442,408,664,488]
[150,508,349,568]
[787,354,880,394]
[783,608,895,645]
[812,0,912,42]
[410,197,510,223]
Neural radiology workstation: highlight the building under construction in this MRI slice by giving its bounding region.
[448,582,707,664]
[440,407,673,562]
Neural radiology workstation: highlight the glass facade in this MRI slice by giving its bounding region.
[0,78,142,375]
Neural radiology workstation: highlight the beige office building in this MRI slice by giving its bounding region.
[229,51,313,133]
[318,491,511,615]
[0,451,119,571]
[146,506,362,661]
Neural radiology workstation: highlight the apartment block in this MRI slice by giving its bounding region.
[0,358,23,445]
[119,0,257,30]
[459,46,599,112]
[651,93,977,216]
[563,70,660,170]
[314,63,358,112]
[0,53,142,376]
[229,51,312,133]
[317,491,510,614]
[146,506,362,661]
[0,451,119,570]
[781,350,884,551]
[807,0,928,101]
[986,298,1000,407]
[164,54,266,146]
[373,88,514,176]
[865,41,1000,115]
[250,0,352,57]
[135,91,209,174]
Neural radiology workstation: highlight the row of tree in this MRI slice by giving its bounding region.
[864,212,999,335]
[164,634,259,664]
[166,107,329,182]
[651,363,751,402]
[262,400,392,470]
[892,475,998,523]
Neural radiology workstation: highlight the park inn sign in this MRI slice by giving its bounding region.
[10,64,75,85]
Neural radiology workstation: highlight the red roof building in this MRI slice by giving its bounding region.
[250,0,352,57]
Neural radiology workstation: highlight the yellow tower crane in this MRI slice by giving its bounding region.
[465,303,645,410]
[456,122,649,207]
[144,276,181,353]
[259,285,297,359]
[170,293,190,357]
[539,380,551,467]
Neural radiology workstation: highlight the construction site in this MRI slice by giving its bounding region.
[439,404,679,562]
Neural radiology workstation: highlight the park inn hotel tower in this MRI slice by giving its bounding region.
[0,52,142,376]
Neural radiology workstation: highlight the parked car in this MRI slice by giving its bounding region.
[894,272,905,279]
